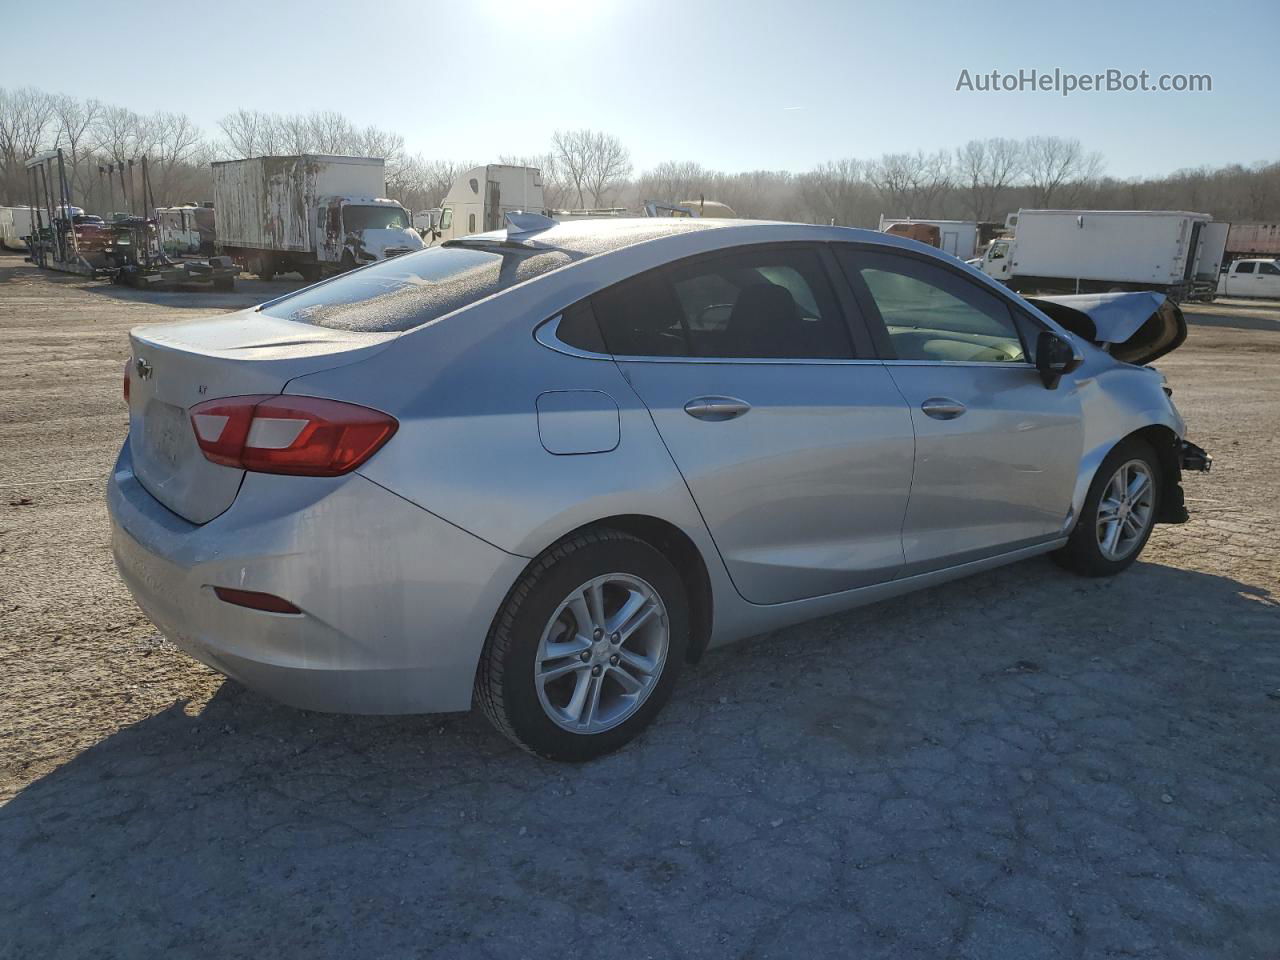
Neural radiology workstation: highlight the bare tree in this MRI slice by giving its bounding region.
[0,86,57,203]
[867,150,952,217]
[637,160,708,204]
[50,94,102,208]
[1024,136,1103,207]
[549,129,590,207]
[584,131,630,206]
[955,137,1023,220]
[798,159,874,225]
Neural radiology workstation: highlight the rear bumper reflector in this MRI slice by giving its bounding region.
[212,587,302,615]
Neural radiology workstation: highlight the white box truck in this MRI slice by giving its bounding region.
[434,165,544,242]
[211,155,423,280]
[978,209,1228,302]
[878,216,983,260]
[0,205,35,250]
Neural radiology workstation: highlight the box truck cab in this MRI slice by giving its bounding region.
[434,165,544,243]
[1217,258,1280,299]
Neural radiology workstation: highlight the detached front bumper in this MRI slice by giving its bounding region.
[1157,439,1212,524]
[1180,439,1212,473]
[107,444,526,714]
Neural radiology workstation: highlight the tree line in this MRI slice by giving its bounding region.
[4,85,1279,227]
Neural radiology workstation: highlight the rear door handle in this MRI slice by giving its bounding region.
[684,396,751,421]
[921,397,967,420]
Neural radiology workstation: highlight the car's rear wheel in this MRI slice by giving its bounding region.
[1053,438,1160,576]
[476,528,688,761]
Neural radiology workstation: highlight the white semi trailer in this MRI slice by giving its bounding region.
[979,209,1228,302]
[0,206,35,250]
[212,155,423,280]
[434,165,544,242]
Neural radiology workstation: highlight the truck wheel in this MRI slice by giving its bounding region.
[1053,438,1161,577]
[475,528,689,761]
[298,263,322,284]
[339,251,356,273]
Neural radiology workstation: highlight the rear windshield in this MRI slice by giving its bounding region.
[261,243,575,332]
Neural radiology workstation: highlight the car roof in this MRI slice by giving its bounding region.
[464,216,901,259]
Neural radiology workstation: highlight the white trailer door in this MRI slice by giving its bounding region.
[942,231,959,256]
[1195,222,1230,281]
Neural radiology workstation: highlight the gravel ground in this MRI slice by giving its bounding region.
[1,252,1277,959]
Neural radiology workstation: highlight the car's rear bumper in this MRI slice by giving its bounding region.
[107,444,526,714]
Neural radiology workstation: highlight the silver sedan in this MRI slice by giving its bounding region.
[108,217,1210,760]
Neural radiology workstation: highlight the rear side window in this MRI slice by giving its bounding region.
[261,244,573,332]
[1260,261,1280,276]
[591,245,854,360]
[841,248,1026,363]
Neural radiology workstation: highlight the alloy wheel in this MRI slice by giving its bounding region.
[534,574,669,734]
[1096,459,1155,561]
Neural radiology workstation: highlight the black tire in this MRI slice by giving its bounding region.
[1053,438,1161,577]
[298,263,323,284]
[476,528,689,761]
[340,251,356,273]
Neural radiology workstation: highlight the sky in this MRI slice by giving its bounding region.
[7,0,1276,180]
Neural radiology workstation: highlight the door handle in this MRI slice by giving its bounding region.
[684,396,751,421]
[921,397,967,420]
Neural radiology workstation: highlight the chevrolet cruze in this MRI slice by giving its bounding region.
[109,217,1209,760]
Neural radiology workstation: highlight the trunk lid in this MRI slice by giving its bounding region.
[1025,291,1187,365]
[127,308,396,524]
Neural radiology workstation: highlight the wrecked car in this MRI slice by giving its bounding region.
[108,218,1210,760]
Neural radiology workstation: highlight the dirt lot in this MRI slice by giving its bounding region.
[1,251,1277,959]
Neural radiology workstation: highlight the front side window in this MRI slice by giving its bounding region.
[591,246,854,360]
[843,249,1027,363]
[1236,261,1256,274]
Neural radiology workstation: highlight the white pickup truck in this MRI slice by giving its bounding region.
[1217,258,1280,299]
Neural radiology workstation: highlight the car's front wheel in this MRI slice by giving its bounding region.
[476,528,688,760]
[1054,438,1161,576]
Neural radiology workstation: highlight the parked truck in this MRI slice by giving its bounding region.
[978,209,1228,302]
[1223,222,1280,264]
[211,155,423,280]
[877,216,999,260]
[156,204,216,257]
[434,165,544,243]
[1216,258,1280,299]
[1,205,36,250]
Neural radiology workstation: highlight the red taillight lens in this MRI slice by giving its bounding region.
[190,395,398,476]
[123,359,131,405]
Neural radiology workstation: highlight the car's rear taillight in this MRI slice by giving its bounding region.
[123,359,131,405]
[189,395,398,476]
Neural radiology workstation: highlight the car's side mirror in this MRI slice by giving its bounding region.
[1036,330,1082,388]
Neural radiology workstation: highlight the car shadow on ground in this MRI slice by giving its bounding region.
[2,558,1278,959]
